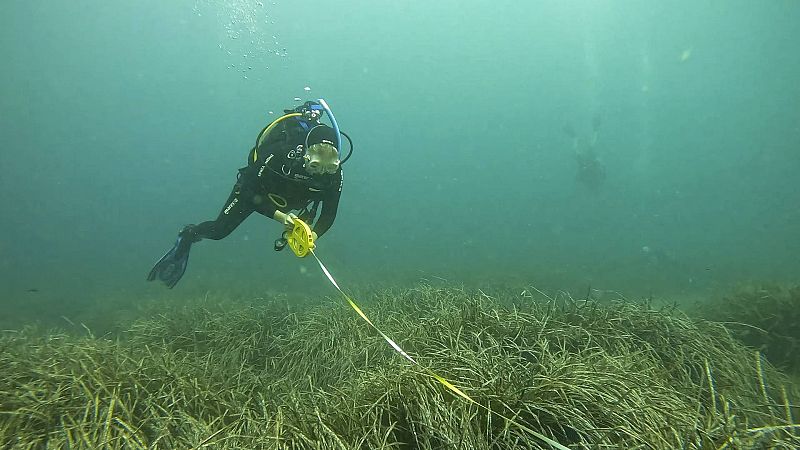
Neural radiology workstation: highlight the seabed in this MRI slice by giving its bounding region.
[1,283,798,449]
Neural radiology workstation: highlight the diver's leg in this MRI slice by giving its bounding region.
[183,173,256,241]
[147,176,255,288]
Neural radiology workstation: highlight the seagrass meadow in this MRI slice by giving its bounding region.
[1,284,798,449]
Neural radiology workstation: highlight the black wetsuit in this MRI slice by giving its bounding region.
[184,117,343,243]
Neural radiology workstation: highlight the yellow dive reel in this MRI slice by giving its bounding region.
[287,217,315,257]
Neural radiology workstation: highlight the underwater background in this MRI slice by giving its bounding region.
[2,0,799,324]
[3,2,800,448]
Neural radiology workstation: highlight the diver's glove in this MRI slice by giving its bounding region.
[282,212,298,230]
[273,212,297,251]
[272,210,298,229]
[273,220,318,253]
[273,210,297,228]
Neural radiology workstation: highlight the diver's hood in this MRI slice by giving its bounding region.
[305,124,338,152]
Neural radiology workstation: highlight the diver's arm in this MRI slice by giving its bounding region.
[312,172,343,238]
[313,194,340,238]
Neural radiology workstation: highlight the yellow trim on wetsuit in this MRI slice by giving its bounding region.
[253,112,302,162]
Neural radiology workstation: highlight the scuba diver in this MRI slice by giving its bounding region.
[563,113,606,190]
[147,99,352,288]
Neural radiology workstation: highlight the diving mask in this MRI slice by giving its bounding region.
[304,142,340,175]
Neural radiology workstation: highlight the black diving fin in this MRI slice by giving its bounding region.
[147,235,193,289]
